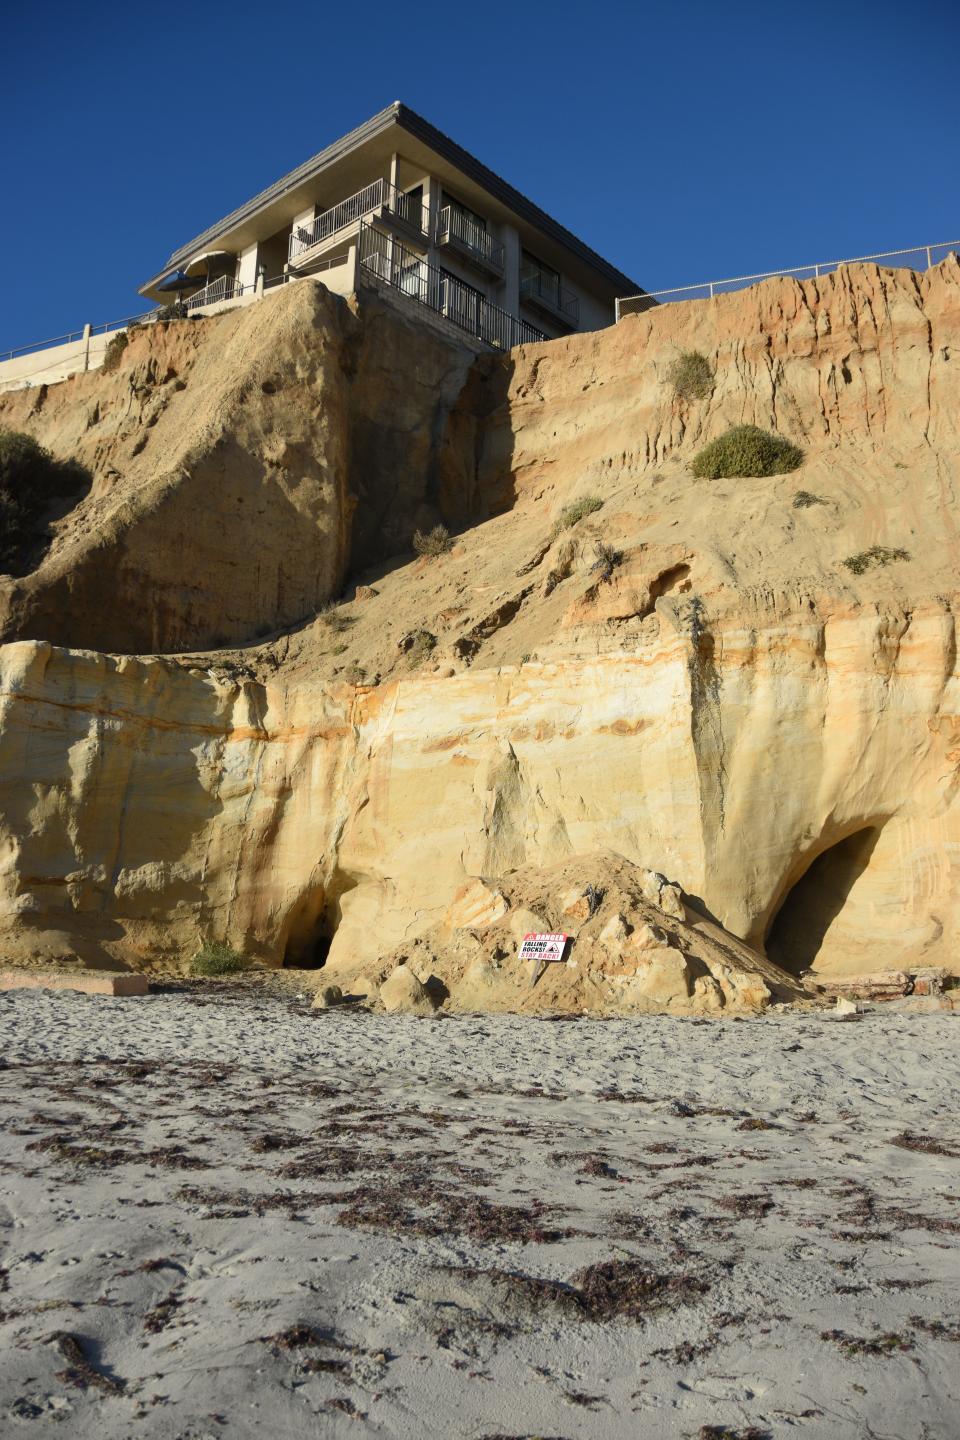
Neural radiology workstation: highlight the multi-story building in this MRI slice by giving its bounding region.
[139,102,642,350]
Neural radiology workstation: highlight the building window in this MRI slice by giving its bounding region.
[442,192,487,234]
[521,250,561,307]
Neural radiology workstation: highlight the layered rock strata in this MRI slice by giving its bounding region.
[0,260,957,993]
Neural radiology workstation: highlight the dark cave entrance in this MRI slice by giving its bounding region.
[283,918,334,970]
[281,873,357,970]
[765,826,883,976]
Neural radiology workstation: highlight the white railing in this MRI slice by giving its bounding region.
[289,179,386,260]
[436,206,505,271]
[616,239,960,318]
[288,180,431,262]
[185,274,249,311]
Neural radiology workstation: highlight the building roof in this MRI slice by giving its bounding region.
[140,102,642,298]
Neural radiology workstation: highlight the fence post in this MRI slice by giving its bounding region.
[926,246,933,268]
[709,282,714,299]
[82,323,92,372]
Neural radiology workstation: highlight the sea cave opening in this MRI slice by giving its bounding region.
[764,825,883,977]
[281,873,357,970]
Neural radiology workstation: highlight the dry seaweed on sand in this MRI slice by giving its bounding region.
[46,1331,126,1395]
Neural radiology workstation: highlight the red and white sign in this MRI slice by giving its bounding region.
[518,932,568,963]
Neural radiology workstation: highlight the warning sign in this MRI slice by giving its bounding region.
[518,932,568,964]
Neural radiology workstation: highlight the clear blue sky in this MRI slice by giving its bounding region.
[3,0,957,350]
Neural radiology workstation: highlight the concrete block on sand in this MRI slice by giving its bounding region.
[0,968,148,996]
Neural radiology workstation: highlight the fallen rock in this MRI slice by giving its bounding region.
[691,975,725,1014]
[312,984,343,1010]
[444,878,509,932]
[508,906,554,947]
[378,963,437,1016]
[626,950,692,1006]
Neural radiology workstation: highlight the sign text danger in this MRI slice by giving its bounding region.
[518,932,568,964]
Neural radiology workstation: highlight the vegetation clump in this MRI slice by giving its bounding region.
[404,629,437,666]
[666,349,714,401]
[691,425,804,479]
[551,495,603,539]
[413,524,452,558]
[841,545,910,575]
[591,540,623,581]
[101,330,129,373]
[792,490,824,508]
[190,941,246,977]
[0,428,90,575]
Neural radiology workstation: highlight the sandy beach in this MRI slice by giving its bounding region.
[1,983,959,1439]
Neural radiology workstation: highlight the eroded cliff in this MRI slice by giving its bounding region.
[0,259,957,999]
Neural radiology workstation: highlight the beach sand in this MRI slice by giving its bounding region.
[1,982,958,1438]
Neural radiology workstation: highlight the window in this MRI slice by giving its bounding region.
[443,191,487,234]
[521,250,561,307]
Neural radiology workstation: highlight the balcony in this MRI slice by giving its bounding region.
[289,180,429,268]
[435,206,504,278]
[358,224,545,350]
[519,272,580,328]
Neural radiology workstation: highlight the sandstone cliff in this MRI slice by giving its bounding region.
[0,260,957,997]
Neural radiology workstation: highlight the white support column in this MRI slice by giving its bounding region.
[81,323,92,373]
[237,242,260,290]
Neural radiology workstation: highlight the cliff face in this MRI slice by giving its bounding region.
[0,285,478,654]
[0,260,958,992]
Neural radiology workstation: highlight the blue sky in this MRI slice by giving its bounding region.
[3,0,957,350]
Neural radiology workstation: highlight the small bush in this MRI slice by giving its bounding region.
[591,540,623,580]
[691,425,804,479]
[666,350,713,402]
[0,428,90,575]
[343,662,366,685]
[319,605,354,633]
[841,545,910,575]
[551,495,603,539]
[190,941,246,977]
[413,524,452,558]
[792,490,824,508]
[101,330,129,373]
[405,629,437,666]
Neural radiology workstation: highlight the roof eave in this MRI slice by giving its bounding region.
[139,100,645,299]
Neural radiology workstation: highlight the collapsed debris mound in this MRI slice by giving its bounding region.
[324,851,807,1016]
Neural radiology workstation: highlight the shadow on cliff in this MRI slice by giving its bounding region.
[765,825,884,975]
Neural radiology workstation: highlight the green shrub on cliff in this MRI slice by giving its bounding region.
[0,428,90,575]
[190,941,246,977]
[551,495,603,539]
[691,425,804,479]
[101,330,129,373]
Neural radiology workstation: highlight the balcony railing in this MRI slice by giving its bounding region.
[435,206,505,274]
[358,225,545,351]
[185,274,249,311]
[289,180,430,262]
[520,272,580,325]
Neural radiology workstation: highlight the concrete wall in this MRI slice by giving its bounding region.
[0,328,117,393]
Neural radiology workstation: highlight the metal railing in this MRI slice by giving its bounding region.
[616,239,960,318]
[289,179,385,260]
[435,205,505,271]
[358,224,545,350]
[519,271,580,324]
[289,179,430,261]
[185,274,249,311]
